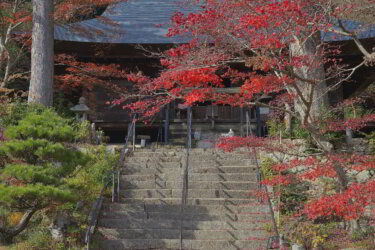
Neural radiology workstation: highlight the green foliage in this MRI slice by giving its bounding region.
[287,222,332,249]
[0,146,7,168]
[1,139,88,172]
[52,92,75,119]
[267,118,310,139]
[66,145,119,201]
[0,184,74,210]
[280,181,308,214]
[2,139,49,164]
[1,164,59,185]
[366,131,375,153]
[344,104,371,119]
[261,157,308,214]
[0,102,45,128]
[260,157,276,180]
[291,120,310,140]
[9,230,65,250]
[73,120,92,143]
[0,107,91,243]
[0,105,119,247]
[267,119,285,137]
[351,227,375,242]
[6,109,75,142]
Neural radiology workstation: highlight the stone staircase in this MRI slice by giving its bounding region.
[93,148,275,250]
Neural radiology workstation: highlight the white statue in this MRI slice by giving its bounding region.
[221,128,234,137]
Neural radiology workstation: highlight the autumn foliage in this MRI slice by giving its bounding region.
[122,0,375,124]
[115,0,375,228]
[0,0,127,89]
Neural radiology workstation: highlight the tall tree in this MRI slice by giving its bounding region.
[119,0,375,233]
[0,109,88,243]
[28,0,54,106]
[0,1,32,89]
[123,0,375,144]
[0,0,125,104]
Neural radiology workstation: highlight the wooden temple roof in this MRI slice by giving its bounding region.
[54,0,199,44]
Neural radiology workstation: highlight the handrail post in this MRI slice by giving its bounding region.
[112,166,115,203]
[252,147,279,245]
[180,106,192,250]
[246,110,250,137]
[165,104,169,144]
[117,168,120,202]
[86,235,90,250]
[256,106,261,137]
[187,106,192,150]
[240,107,244,137]
[132,120,136,151]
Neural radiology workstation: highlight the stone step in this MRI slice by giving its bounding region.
[131,151,249,158]
[97,218,273,230]
[132,148,251,153]
[117,198,258,206]
[125,161,182,169]
[132,151,184,157]
[121,180,258,190]
[125,160,255,168]
[100,211,271,222]
[126,156,182,163]
[120,189,256,199]
[132,148,250,154]
[189,160,256,168]
[94,238,267,250]
[125,161,255,169]
[102,203,270,215]
[126,156,253,164]
[97,228,271,240]
[121,173,257,182]
[93,149,268,250]
[190,166,257,174]
[122,166,257,175]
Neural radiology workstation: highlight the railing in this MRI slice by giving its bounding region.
[245,112,279,248]
[85,117,136,250]
[251,145,280,249]
[180,107,192,250]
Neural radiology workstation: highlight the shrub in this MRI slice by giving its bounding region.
[287,222,331,249]
[260,157,276,180]
[261,157,308,215]
[6,109,75,142]
[10,230,65,250]
[73,120,92,143]
[0,128,4,141]
[267,118,310,139]
[0,146,7,168]
[0,108,88,243]
[280,181,308,214]
[65,145,119,202]
[0,102,45,128]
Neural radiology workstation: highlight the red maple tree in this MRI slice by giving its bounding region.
[120,0,375,232]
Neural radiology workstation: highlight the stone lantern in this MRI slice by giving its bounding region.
[70,97,90,121]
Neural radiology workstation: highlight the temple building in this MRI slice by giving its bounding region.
[54,0,375,145]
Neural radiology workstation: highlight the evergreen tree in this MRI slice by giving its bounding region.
[0,108,88,243]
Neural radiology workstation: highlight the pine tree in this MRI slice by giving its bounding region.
[0,108,88,243]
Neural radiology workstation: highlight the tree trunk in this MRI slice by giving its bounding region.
[284,103,292,135]
[289,32,329,124]
[0,209,36,244]
[0,19,12,88]
[28,0,54,106]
